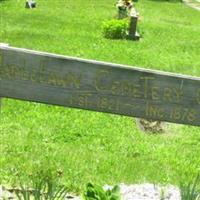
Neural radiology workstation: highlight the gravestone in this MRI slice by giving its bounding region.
[116,0,133,19]
[0,45,200,127]
[118,7,128,19]
[116,1,140,40]
[128,8,140,40]
[25,0,36,9]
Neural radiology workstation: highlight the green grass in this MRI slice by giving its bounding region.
[0,0,200,194]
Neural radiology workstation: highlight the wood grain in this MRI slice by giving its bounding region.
[0,46,200,126]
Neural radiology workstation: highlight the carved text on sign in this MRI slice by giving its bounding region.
[0,46,199,126]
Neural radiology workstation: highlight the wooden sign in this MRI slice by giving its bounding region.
[0,46,200,126]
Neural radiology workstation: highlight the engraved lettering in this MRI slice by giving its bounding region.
[96,96,119,111]
[47,73,58,85]
[0,49,199,127]
[97,97,109,110]
[111,81,120,95]
[151,87,159,100]
[111,81,142,98]
[122,82,130,94]
[170,108,181,120]
[78,94,92,107]
[170,108,197,122]
[163,88,173,102]
[132,84,141,98]
[69,73,82,89]
[173,88,183,102]
[187,110,197,122]
[146,102,164,118]
[197,89,200,104]
[95,70,110,91]
[141,76,154,99]
[36,71,81,88]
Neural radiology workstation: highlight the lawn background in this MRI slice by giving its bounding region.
[0,0,200,193]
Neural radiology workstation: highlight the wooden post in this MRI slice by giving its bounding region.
[0,43,9,113]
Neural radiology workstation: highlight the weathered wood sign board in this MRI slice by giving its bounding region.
[0,46,200,126]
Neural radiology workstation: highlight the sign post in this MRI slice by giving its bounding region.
[0,43,9,113]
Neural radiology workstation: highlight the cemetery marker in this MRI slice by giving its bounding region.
[0,45,200,126]
[128,9,140,40]
[25,0,36,9]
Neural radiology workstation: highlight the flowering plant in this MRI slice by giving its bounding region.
[116,0,134,19]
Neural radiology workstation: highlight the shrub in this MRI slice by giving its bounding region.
[102,19,128,39]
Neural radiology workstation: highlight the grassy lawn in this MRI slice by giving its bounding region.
[0,0,200,193]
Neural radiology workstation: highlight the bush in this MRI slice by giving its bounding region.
[102,19,128,39]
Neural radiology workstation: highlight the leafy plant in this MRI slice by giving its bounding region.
[14,180,68,200]
[83,183,121,200]
[102,19,128,39]
[15,182,68,200]
[180,173,200,200]
[159,187,166,200]
[13,169,68,200]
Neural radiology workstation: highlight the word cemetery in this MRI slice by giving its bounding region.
[0,45,200,126]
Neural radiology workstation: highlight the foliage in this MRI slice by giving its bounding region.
[180,173,200,200]
[116,0,133,19]
[102,19,128,39]
[15,184,68,200]
[0,0,200,193]
[13,170,68,200]
[83,183,120,200]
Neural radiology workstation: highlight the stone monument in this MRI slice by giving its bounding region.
[25,0,36,9]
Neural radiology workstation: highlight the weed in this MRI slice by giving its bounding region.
[14,175,68,200]
[180,173,200,200]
